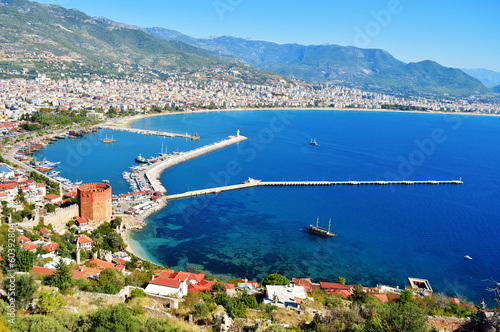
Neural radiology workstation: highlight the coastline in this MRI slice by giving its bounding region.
[120,198,167,263]
[107,106,500,130]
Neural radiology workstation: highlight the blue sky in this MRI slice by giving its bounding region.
[33,0,500,71]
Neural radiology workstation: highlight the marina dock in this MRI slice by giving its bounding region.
[165,179,463,200]
[146,134,248,193]
[99,125,192,138]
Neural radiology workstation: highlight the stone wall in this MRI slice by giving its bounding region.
[41,204,79,227]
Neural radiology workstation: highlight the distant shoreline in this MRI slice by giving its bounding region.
[107,107,499,130]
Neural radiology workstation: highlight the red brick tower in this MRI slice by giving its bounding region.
[77,183,112,221]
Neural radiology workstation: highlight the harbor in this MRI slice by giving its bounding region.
[99,124,192,138]
[144,132,248,193]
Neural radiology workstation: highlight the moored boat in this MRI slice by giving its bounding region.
[135,154,147,163]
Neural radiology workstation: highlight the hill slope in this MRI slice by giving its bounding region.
[460,68,500,89]
[0,0,287,84]
[146,27,490,96]
[492,84,500,93]
[361,60,490,95]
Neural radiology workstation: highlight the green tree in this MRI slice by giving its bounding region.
[194,303,210,318]
[44,203,57,213]
[348,285,369,305]
[141,260,154,271]
[129,288,147,299]
[106,231,123,252]
[125,270,153,288]
[374,302,428,332]
[261,273,290,287]
[398,289,416,304]
[1,242,36,273]
[37,291,65,315]
[336,276,346,285]
[98,268,125,294]
[80,303,140,331]
[3,274,39,309]
[212,282,226,294]
[52,260,73,290]
[110,217,122,230]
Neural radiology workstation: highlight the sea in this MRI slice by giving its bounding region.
[35,109,500,306]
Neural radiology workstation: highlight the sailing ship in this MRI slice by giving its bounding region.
[305,217,336,237]
[309,139,317,146]
[102,135,115,143]
[191,132,200,141]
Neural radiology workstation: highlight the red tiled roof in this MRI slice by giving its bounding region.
[169,271,190,282]
[65,191,77,197]
[113,257,127,265]
[0,182,17,190]
[75,217,87,225]
[72,266,102,279]
[320,282,352,291]
[114,265,126,271]
[371,293,389,303]
[151,278,182,288]
[23,242,38,251]
[44,194,60,200]
[388,294,400,301]
[17,235,31,244]
[189,273,205,283]
[43,243,59,252]
[77,234,93,244]
[31,266,56,276]
[39,227,50,234]
[87,257,115,269]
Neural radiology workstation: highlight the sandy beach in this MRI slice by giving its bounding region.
[106,106,499,131]
[120,198,167,263]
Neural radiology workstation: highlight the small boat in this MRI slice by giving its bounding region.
[102,180,110,184]
[55,134,66,139]
[242,177,261,184]
[135,154,147,163]
[102,135,115,143]
[464,255,472,260]
[191,132,200,141]
[309,139,317,146]
[305,217,337,237]
[68,135,77,139]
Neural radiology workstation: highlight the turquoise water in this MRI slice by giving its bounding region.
[38,110,500,305]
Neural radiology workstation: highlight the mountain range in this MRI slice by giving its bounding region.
[0,0,494,96]
[145,27,491,96]
[0,0,286,85]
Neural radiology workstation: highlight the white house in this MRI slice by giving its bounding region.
[263,285,308,309]
[0,166,14,180]
[144,271,202,298]
[145,277,184,297]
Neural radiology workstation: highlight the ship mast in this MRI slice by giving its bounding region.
[316,216,319,228]
[328,218,331,233]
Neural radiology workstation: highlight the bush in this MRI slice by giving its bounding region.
[194,303,210,318]
[130,288,147,299]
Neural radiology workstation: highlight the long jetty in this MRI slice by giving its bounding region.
[99,125,191,138]
[165,179,463,200]
[146,134,248,193]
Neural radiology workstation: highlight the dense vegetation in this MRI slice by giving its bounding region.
[20,108,96,130]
